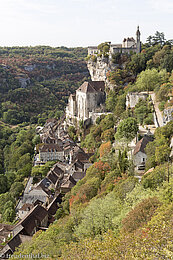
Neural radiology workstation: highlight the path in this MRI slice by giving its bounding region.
[24,177,33,194]
[16,177,33,210]
[150,93,164,127]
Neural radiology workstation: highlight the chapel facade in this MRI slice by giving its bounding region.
[66,81,105,125]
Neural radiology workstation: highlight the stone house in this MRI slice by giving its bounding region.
[72,151,93,171]
[47,164,64,190]
[0,233,32,259]
[39,144,64,162]
[20,186,50,207]
[1,205,48,258]
[47,193,63,215]
[133,136,153,171]
[0,224,14,250]
[42,135,63,146]
[14,205,48,237]
[60,176,76,194]
[18,203,34,219]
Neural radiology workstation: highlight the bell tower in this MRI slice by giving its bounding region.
[136,26,141,53]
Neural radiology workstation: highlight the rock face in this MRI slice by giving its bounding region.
[87,57,115,90]
[163,107,173,125]
[87,57,111,81]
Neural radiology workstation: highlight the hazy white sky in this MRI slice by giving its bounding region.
[0,0,172,47]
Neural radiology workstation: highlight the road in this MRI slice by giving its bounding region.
[24,177,33,194]
[150,93,164,127]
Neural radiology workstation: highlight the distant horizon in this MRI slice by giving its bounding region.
[0,0,172,48]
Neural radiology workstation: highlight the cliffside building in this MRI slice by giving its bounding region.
[66,81,105,125]
[88,26,141,57]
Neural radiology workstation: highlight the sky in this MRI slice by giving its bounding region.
[0,0,172,47]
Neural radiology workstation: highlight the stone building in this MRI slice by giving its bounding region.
[1,205,48,258]
[133,136,153,171]
[66,81,105,125]
[126,92,148,108]
[88,26,141,57]
[39,144,64,162]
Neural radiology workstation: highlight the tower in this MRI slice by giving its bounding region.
[136,26,141,53]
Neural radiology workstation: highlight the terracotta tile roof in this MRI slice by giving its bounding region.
[0,224,14,245]
[14,205,48,236]
[77,81,105,93]
[133,136,153,155]
[61,176,76,189]
[47,165,64,185]
[39,144,63,152]
[73,151,90,163]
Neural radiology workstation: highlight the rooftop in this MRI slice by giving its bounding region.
[39,144,63,152]
[134,136,153,155]
[76,81,105,94]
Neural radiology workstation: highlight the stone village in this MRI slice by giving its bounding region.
[1,27,173,258]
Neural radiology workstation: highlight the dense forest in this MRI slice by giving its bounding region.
[0,46,89,125]
[0,32,173,259]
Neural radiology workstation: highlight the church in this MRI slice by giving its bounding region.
[66,81,105,125]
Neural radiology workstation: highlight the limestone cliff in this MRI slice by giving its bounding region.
[87,57,115,90]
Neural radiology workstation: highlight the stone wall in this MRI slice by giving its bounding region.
[133,151,147,167]
[163,107,173,125]
[126,92,148,108]
[89,112,112,124]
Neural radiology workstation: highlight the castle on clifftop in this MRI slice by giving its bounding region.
[88,26,141,57]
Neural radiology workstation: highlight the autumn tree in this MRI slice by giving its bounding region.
[99,141,111,158]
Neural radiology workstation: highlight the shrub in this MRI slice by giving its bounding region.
[122,197,161,233]
[141,165,166,190]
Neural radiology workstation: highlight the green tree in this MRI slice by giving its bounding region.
[16,153,31,170]
[0,174,8,194]
[115,117,138,141]
[10,182,24,199]
[136,68,161,91]
[147,31,166,47]
[2,201,16,222]
[32,135,41,146]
